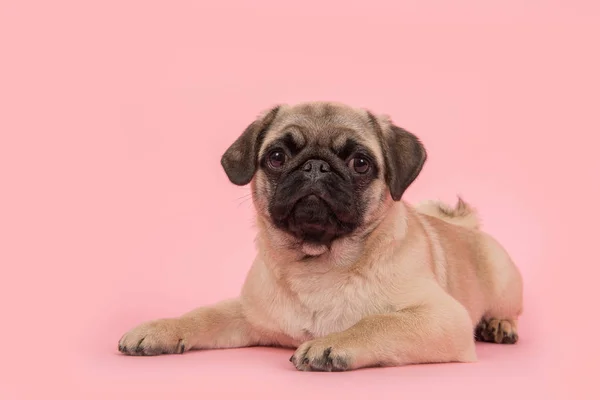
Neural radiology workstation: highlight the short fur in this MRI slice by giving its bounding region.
[118,102,523,371]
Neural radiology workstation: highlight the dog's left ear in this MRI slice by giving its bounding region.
[369,113,427,201]
[221,106,280,186]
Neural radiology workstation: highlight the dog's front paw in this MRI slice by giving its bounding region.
[118,318,187,356]
[290,337,354,372]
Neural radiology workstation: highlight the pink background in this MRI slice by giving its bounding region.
[1,1,599,399]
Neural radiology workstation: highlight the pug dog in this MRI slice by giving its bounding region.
[118,102,523,371]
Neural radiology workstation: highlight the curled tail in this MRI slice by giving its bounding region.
[415,196,481,230]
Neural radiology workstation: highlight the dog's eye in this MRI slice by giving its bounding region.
[268,150,286,169]
[349,157,370,174]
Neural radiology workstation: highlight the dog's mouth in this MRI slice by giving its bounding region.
[273,194,357,246]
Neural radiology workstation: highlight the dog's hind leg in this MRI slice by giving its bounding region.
[475,233,523,344]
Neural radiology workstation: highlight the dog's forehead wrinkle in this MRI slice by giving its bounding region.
[259,102,383,164]
[330,133,362,152]
[277,130,306,152]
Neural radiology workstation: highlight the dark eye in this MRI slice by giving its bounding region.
[268,150,286,169]
[348,157,370,174]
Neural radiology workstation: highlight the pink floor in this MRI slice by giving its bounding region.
[72,339,549,399]
[6,311,555,398]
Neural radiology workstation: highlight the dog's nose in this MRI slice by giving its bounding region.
[302,159,331,178]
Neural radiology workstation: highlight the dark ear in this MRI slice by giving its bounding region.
[220,106,280,186]
[369,114,427,201]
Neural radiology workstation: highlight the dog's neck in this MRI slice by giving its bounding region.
[254,200,409,271]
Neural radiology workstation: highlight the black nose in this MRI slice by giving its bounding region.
[302,159,331,179]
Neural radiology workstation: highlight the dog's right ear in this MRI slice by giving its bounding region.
[221,106,280,186]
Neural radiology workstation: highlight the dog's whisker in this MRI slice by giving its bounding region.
[234,193,252,201]
[236,197,254,208]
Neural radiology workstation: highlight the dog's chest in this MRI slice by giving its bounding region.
[275,271,393,341]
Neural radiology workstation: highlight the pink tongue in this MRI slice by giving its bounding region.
[302,242,328,257]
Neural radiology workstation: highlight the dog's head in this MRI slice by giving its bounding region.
[221,102,426,255]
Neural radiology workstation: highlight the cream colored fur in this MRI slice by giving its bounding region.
[118,102,523,371]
